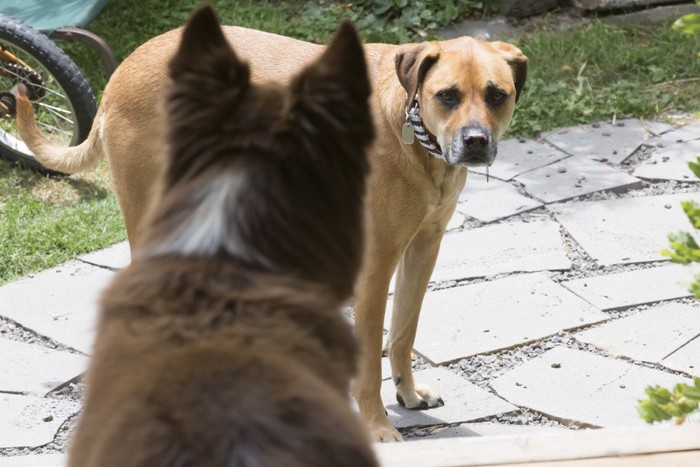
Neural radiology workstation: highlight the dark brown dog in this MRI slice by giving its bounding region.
[67,6,377,466]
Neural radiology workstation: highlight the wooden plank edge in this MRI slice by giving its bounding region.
[374,424,700,467]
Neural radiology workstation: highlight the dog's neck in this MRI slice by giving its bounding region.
[404,98,443,160]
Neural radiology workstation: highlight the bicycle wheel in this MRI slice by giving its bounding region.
[0,14,97,174]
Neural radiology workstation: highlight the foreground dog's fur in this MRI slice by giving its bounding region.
[62,7,377,466]
[18,13,527,442]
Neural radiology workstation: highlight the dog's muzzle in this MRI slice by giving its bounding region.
[446,125,496,167]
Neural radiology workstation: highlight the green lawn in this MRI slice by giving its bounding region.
[1,0,699,284]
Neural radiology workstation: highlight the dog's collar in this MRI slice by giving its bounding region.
[403,98,442,159]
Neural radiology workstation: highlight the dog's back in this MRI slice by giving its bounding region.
[69,6,376,467]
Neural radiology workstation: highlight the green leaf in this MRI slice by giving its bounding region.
[673,13,700,35]
[638,378,700,424]
[689,158,700,179]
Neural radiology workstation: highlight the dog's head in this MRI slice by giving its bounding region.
[395,36,527,167]
[140,6,373,299]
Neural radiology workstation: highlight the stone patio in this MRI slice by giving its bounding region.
[1,118,699,463]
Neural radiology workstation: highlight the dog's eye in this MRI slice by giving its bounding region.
[435,89,460,108]
[487,89,508,107]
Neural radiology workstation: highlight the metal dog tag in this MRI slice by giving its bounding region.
[401,122,414,144]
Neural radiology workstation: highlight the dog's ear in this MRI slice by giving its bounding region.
[289,20,371,135]
[394,43,440,106]
[168,4,249,97]
[492,42,528,103]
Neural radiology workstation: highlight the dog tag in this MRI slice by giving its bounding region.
[401,122,414,144]
[486,166,490,183]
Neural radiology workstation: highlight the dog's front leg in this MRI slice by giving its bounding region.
[387,220,449,411]
[354,240,405,442]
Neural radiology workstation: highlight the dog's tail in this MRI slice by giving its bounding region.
[16,93,104,174]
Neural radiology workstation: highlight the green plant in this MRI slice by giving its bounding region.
[638,377,700,424]
[352,0,484,35]
[673,0,700,37]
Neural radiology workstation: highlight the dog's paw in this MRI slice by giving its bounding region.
[396,383,444,410]
[369,421,404,443]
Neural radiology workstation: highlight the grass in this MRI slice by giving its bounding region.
[1,0,699,284]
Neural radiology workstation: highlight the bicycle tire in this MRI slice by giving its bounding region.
[0,14,97,174]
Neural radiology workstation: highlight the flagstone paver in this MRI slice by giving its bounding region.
[576,303,700,373]
[79,241,131,270]
[561,264,698,310]
[430,220,571,283]
[457,173,543,222]
[662,337,700,377]
[514,156,643,203]
[446,211,465,231]
[386,273,607,364]
[650,122,700,146]
[0,454,66,467]
[554,193,700,265]
[0,337,87,395]
[381,367,517,428]
[470,138,569,181]
[428,422,566,439]
[543,119,673,164]
[491,346,692,427]
[0,261,114,353]
[0,394,80,448]
[632,140,700,181]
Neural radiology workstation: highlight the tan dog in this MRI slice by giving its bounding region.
[18,17,527,442]
[53,6,378,466]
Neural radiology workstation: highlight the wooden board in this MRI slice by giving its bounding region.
[374,424,700,467]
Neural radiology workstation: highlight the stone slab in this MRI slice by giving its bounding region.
[0,394,81,448]
[0,261,115,353]
[544,119,673,164]
[652,122,700,146]
[576,303,700,375]
[663,336,700,377]
[386,273,607,364]
[381,367,517,428]
[430,220,571,283]
[436,18,512,41]
[633,140,700,182]
[382,357,392,381]
[470,138,569,181]
[457,173,543,222]
[79,241,131,269]
[575,0,689,12]
[428,422,566,439]
[515,156,643,204]
[500,0,558,18]
[491,346,691,428]
[446,211,465,232]
[0,455,66,467]
[0,337,88,395]
[554,193,700,266]
[604,4,700,27]
[561,264,698,310]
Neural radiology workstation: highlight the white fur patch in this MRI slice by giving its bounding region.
[150,173,251,259]
[97,113,105,140]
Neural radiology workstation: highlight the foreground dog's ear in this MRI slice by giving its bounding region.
[289,21,371,133]
[492,42,528,103]
[394,43,440,106]
[169,4,249,98]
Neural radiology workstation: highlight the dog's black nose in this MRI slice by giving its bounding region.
[464,130,488,151]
